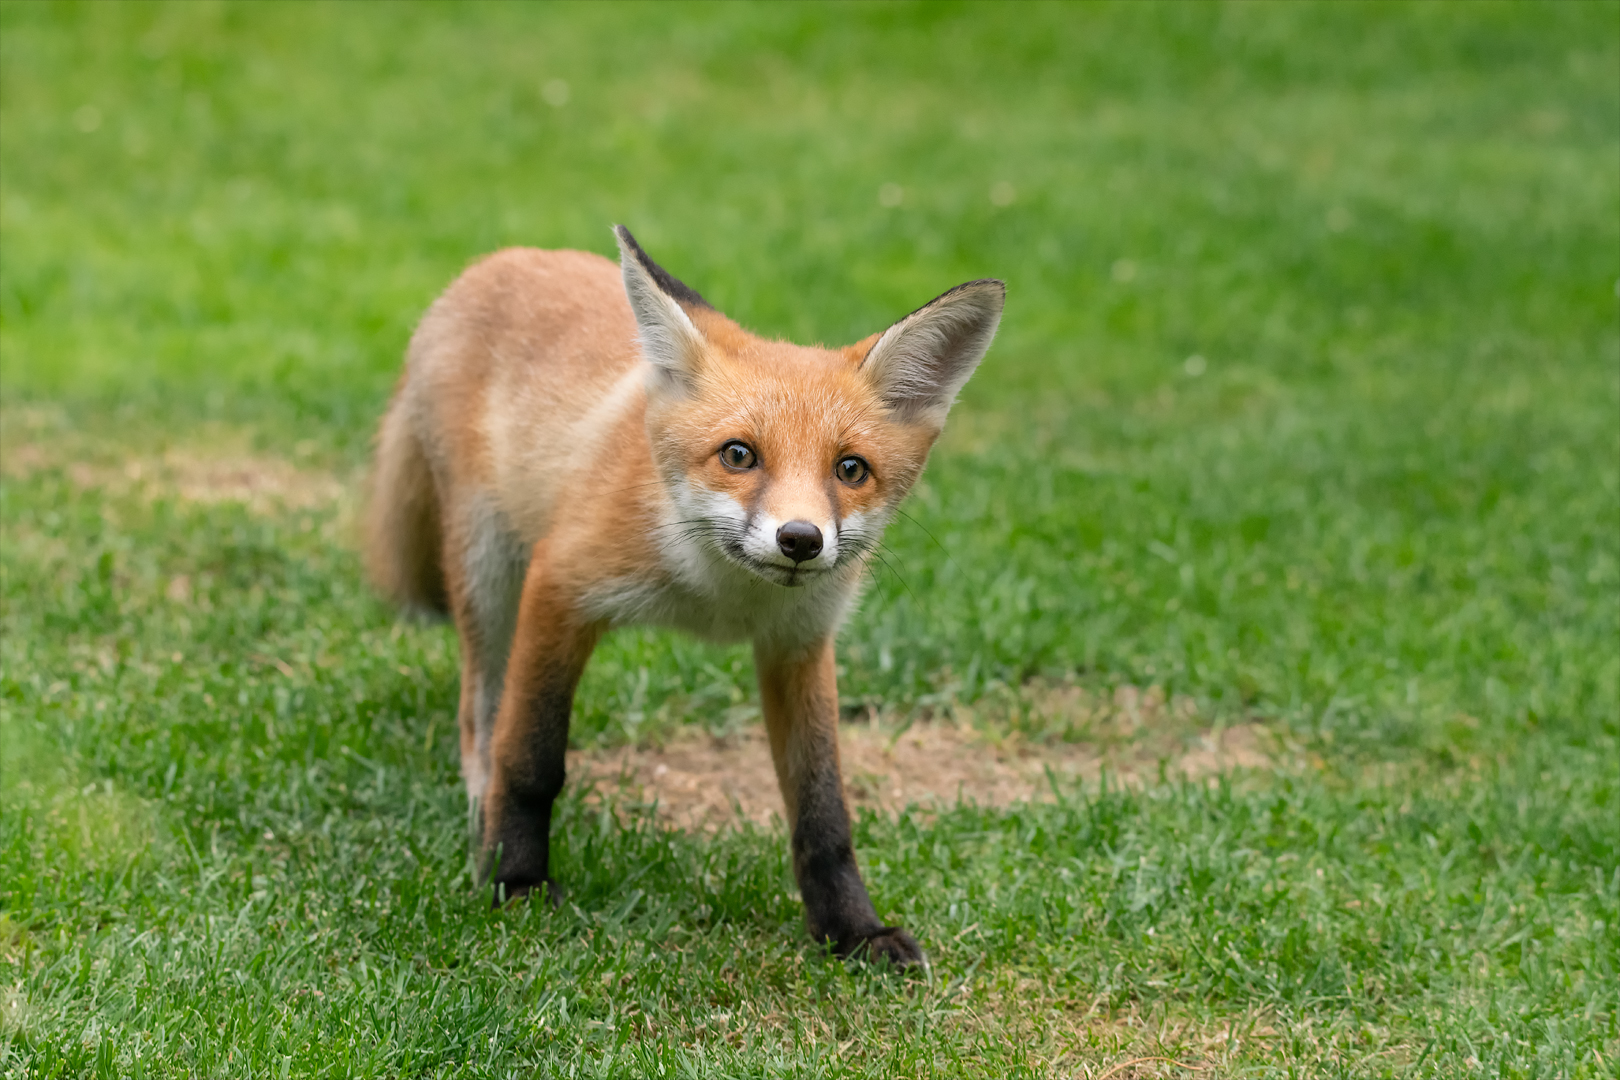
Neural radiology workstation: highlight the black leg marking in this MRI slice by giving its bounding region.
[484,680,574,906]
[793,764,925,968]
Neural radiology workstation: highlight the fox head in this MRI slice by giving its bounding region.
[616,225,1003,589]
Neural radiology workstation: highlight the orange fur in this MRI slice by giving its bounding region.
[365,373,447,615]
[364,228,1002,965]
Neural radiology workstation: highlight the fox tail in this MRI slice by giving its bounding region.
[363,388,449,618]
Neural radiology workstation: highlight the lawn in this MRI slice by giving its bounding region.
[1,2,1616,1076]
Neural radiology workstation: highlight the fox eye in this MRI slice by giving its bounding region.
[836,456,870,485]
[719,441,758,470]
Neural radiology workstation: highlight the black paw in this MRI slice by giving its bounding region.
[842,926,928,970]
[491,877,564,909]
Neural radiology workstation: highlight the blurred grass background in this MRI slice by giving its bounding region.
[2,2,1617,1076]
[3,0,1614,746]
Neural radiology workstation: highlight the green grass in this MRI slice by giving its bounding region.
[2,2,1616,1076]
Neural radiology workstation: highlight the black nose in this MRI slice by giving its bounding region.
[776,520,823,564]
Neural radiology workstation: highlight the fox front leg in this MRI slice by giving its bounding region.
[756,638,925,968]
[480,548,600,904]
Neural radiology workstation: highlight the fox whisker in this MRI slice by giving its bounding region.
[865,548,917,602]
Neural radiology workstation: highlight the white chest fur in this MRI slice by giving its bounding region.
[579,551,861,647]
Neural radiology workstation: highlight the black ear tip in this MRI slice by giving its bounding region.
[947,278,1005,297]
[947,278,1006,310]
[610,226,713,310]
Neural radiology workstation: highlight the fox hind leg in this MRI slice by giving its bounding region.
[445,495,529,836]
[456,645,513,850]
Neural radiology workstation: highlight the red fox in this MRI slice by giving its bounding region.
[365,227,1002,967]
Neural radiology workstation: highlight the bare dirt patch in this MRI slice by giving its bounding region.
[6,413,1281,830]
[59,449,349,514]
[3,408,353,517]
[573,685,1274,831]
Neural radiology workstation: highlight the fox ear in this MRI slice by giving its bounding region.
[861,281,997,424]
[615,225,712,392]
[860,279,1004,427]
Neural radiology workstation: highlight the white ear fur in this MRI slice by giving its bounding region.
[861,279,1004,427]
[616,227,705,392]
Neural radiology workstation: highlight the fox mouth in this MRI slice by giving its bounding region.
[714,537,826,587]
[741,555,825,587]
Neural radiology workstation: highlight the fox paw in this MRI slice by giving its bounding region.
[492,877,564,909]
[843,926,927,970]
